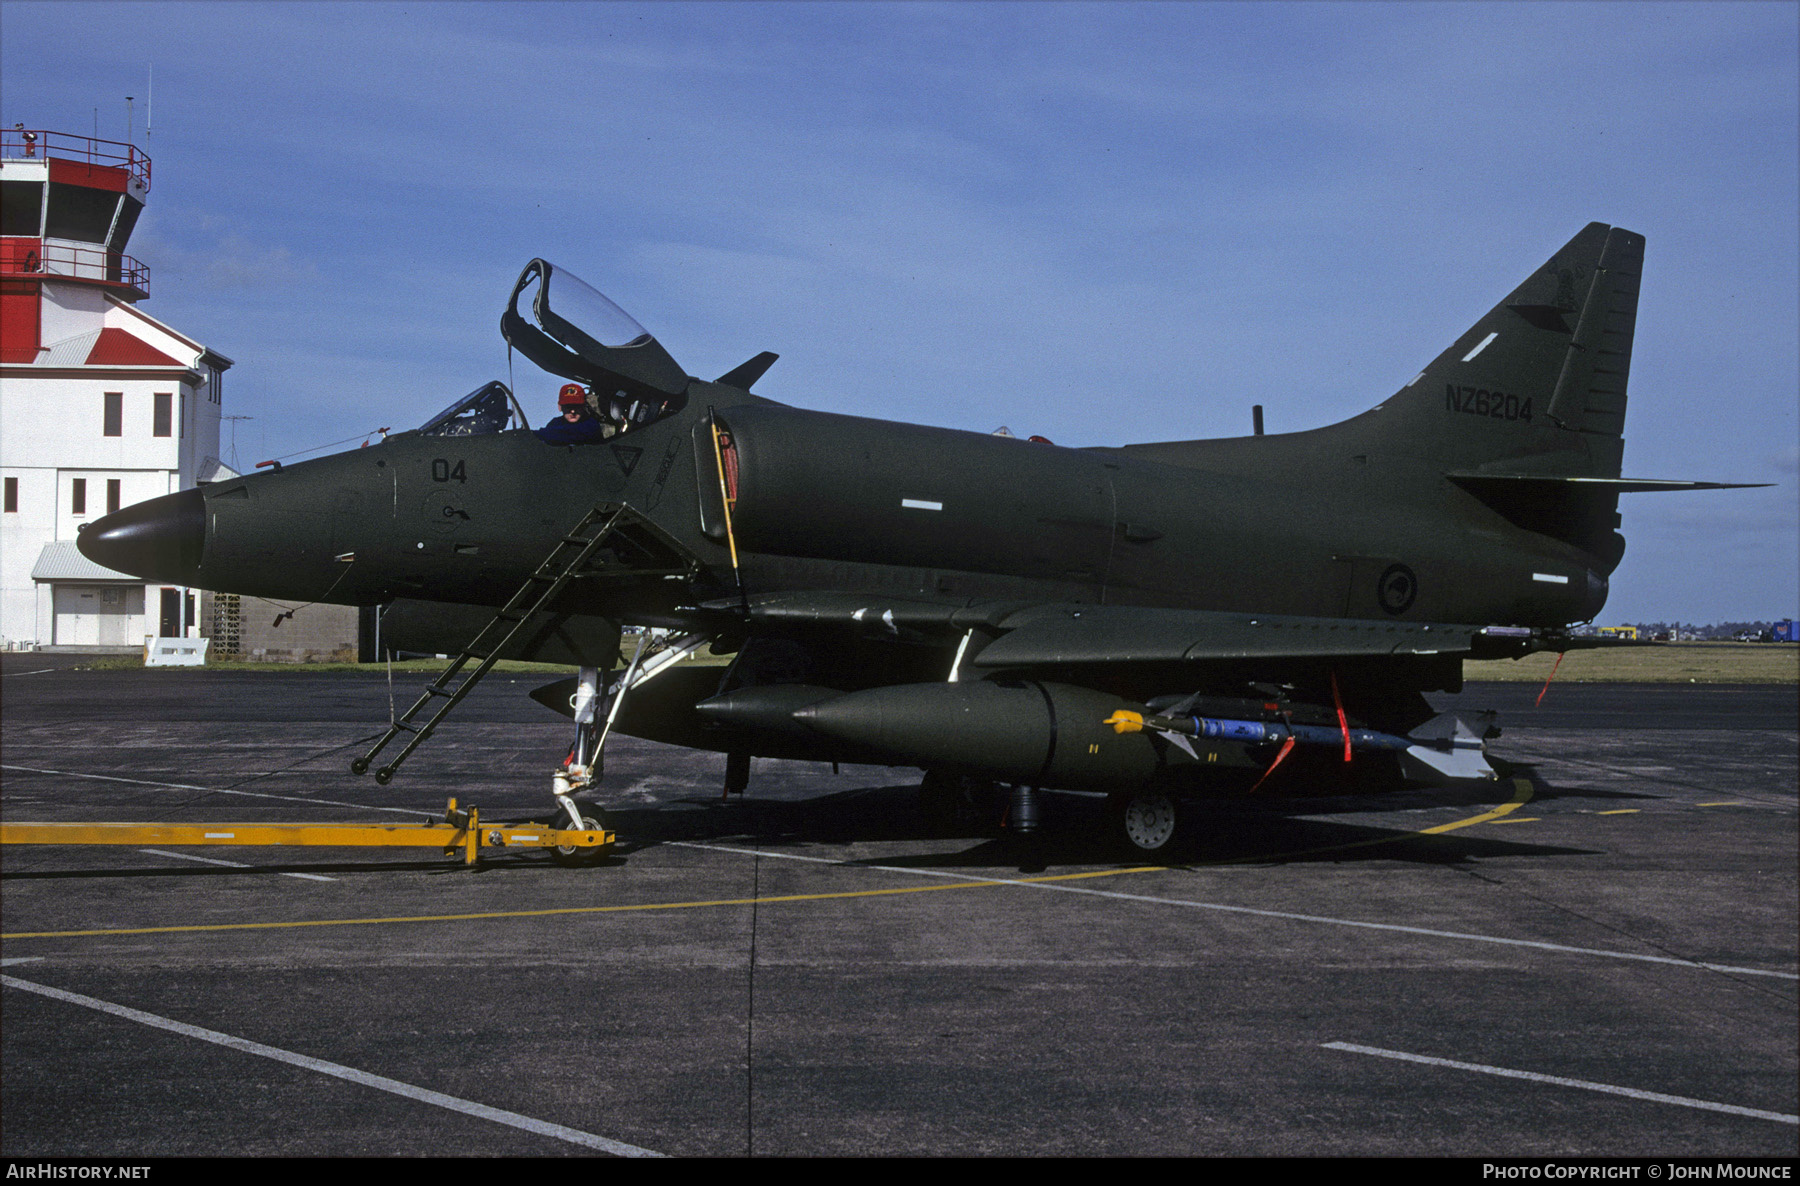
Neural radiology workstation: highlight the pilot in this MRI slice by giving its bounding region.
[538,384,606,445]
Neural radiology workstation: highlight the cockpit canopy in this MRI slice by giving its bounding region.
[501,259,690,409]
[418,380,528,436]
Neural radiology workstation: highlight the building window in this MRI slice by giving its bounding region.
[103,392,122,437]
[107,478,121,514]
[3,477,16,513]
[71,478,86,515]
[154,392,172,437]
[0,180,45,236]
[45,183,121,244]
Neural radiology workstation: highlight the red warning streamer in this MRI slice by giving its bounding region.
[1535,651,1566,708]
[1330,670,1351,763]
[1249,735,1298,793]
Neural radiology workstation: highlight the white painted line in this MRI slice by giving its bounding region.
[1,764,428,817]
[1323,1041,1798,1126]
[1,957,44,966]
[0,973,666,1156]
[900,499,943,511]
[1531,572,1570,585]
[668,841,1799,980]
[139,848,337,882]
[1461,331,1498,362]
[0,668,59,677]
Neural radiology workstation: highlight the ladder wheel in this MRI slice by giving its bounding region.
[350,757,370,775]
[552,809,607,868]
[374,768,394,785]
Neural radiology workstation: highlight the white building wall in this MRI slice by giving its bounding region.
[37,283,108,348]
[3,375,199,467]
[0,278,229,648]
[1,468,57,646]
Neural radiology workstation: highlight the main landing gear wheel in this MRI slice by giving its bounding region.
[551,808,608,867]
[1112,788,1180,856]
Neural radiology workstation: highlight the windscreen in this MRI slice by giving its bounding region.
[418,381,526,436]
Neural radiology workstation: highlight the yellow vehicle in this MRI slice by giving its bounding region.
[1597,625,1639,640]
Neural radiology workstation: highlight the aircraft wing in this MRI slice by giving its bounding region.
[968,604,1481,667]
[708,591,1612,667]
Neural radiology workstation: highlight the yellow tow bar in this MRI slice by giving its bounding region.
[0,799,613,866]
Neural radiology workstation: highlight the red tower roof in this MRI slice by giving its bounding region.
[84,327,181,366]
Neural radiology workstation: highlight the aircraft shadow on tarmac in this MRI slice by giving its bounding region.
[1,766,1618,882]
[591,774,1603,871]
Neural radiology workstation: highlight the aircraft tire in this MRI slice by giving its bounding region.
[552,808,608,868]
[1111,787,1180,856]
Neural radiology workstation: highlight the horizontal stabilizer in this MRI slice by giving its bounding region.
[1450,472,1769,494]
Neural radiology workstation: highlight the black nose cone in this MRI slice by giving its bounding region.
[78,488,206,583]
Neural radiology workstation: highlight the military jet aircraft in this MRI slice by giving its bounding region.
[79,223,1757,855]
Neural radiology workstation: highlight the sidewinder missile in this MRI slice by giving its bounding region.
[1105,709,1494,783]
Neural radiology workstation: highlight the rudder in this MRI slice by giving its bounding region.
[1543,225,1642,439]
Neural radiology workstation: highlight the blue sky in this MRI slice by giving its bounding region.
[4,1,1795,623]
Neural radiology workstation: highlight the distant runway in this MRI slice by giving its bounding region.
[2,659,1794,1157]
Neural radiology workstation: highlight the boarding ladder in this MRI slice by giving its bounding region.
[351,503,689,784]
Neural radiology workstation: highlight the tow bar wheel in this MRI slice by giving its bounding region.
[1116,788,1179,854]
[552,809,608,867]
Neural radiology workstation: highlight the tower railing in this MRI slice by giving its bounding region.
[0,129,151,190]
[0,240,149,295]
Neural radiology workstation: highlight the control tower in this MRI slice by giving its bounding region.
[1,128,232,649]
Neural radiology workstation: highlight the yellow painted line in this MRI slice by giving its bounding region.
[1596,809,1640,815]
[1488,817,1539,824]
[1697,801,1743,807]
[1,871,1169,940]
[0,782,1532,942]
[1418,779,1535,832]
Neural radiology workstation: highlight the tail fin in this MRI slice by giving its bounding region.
[1120,225,1651,568]
[1362,224,1647,570]
[1374,222,1644,478]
